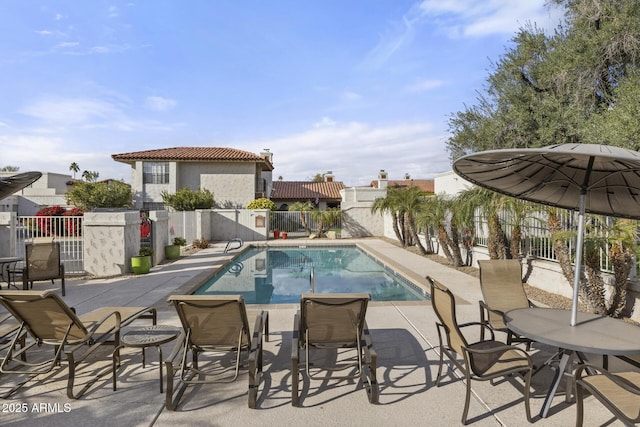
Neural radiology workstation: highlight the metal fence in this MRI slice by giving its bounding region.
[16,216,84,275]
[269,211,342,237]
[472,207,636,276]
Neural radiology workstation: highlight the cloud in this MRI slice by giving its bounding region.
[406,79,447,92]
[20,98,121,125]
[364,0,562,68]
[255,120,450,186]
[313,117,336,128]
[145,96,177,112]
[418,0,563,38]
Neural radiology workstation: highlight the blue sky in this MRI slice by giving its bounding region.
[0,1,563,186]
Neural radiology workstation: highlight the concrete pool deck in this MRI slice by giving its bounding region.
[1,238,635,426]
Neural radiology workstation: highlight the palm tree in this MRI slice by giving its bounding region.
[371,188,405,245]
[417,194,459,265]
[310,208,342,237]
[69,162,80,179]
[551,214,637,317]
[394,187,428,255]
[459,187,508,259]
[289,201,313,235]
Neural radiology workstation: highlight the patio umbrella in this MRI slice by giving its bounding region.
[452,143,640,326]
[0,171,42,200]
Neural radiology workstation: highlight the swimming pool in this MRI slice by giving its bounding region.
[193,245,429,304]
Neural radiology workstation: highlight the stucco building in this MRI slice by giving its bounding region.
[112,147,274,210]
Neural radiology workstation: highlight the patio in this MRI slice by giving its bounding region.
[0,239,635,426]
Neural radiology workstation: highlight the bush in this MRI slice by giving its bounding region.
[161,188,215,211]
[192,237,209,249]
[35,205,84,236]
[138,247,153,257]
[173,237,187,246]
[247,198,276,210]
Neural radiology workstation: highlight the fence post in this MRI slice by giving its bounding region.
[0,212,16,257]
[83,211,141,276]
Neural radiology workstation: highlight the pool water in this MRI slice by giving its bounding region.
[193,245,429,304]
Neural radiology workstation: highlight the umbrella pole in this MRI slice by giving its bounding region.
[571,193,586,327]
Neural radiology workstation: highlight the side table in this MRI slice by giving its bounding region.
[113,325,182,393]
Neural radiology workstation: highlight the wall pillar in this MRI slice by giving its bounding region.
[149,210,169,265]
[83,211,140,277]
[0,212,16,257]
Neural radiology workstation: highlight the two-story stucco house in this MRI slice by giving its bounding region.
[112,147,274,209]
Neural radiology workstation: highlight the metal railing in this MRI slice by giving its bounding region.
[16,216,85,275]
[269,211,341,236]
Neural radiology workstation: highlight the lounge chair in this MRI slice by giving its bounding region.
[164,295,269,410]
[477,259,533,346]
[0,290,156,398]
[0,314,25,360]
[22,241,66,296]
[291,293,378,406]
[575,364,640,426]
[427,276,532,424]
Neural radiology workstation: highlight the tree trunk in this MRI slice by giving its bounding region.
[607,244,632,318]
[510,225,522,259]
[407,213,427,255]
[448,219,464,266]
[437,225,455,264]
[548,211,587,306]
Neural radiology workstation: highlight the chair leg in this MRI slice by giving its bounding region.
[291,312,300,406]
[462,376,472,425]
[575,381,584,427]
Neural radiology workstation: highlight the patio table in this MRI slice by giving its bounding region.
[504,307,640,418]
[0,257,21,290]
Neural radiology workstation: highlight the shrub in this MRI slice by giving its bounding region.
[173,237,187,246]
[247,198,276,210]
[138,247,153,257]
[161,188,215,211]
[192,237,209,249]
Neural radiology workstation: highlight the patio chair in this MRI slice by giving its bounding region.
[477,259,533,346]
[0,290,156,398]
[165,295,269,410]
[22,241,66,296]
[575,364,640,426]
[291,293,378,406]
[427,276,532,424]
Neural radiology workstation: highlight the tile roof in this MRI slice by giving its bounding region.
[370,179,434,193]
[271,181,345,200]
[112,147,273,169]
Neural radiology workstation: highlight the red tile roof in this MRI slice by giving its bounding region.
[112,147,273,170]
[370,179,434,193]
[271,181,345,200]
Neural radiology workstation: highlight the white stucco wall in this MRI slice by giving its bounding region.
[434,170,474,195]
[179,162,256,208]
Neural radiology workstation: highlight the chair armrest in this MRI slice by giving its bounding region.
[362,321,377,363]
[164,331,187,365]
[576,364,640,395]
[250,310,268,352]
[459,321,496,341]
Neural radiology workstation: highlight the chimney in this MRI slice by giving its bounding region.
[323,171,334,182]
[260,148,273,164]
[378,169,388,189]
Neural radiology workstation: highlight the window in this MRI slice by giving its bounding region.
[143,162,169,184]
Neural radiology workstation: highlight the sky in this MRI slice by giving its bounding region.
[0,1,564,187]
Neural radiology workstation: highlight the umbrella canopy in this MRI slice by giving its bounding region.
[0,171,42,200]
[452,143,640,219]
[453,143,640,326]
